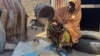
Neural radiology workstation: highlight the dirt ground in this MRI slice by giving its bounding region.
[0,51,12,56]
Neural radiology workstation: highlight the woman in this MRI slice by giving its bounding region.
[48,0,82,52]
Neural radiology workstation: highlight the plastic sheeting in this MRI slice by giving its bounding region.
[12,39,68,56]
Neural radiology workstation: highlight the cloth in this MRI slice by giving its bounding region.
[52,0,82,44]
[47,22,71,47]
[0,0,27,43]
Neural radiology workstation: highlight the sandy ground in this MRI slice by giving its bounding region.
[0,51,12,56]
[0,27,100,56]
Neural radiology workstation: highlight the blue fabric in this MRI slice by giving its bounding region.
[24,52,38,56]
[48,44,56,50]
[58,49,68,56]
[48,44,68,56]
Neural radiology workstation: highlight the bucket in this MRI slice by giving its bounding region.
[34,3,54,21]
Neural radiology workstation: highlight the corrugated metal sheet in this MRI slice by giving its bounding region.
[0,0,27,43]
